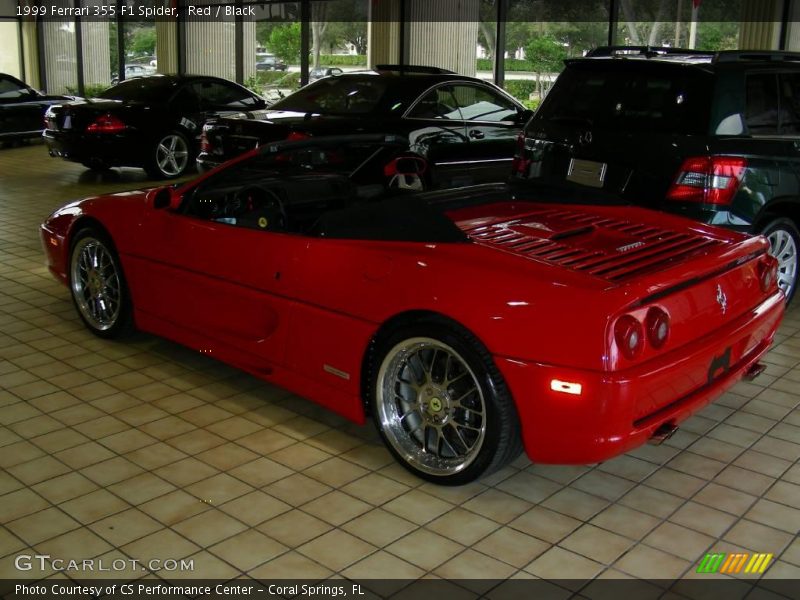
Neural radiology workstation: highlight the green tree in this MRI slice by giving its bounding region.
[267,22,301,64]
[128,27,156,57]
[524,35,567,97]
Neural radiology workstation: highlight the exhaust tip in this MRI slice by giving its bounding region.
[649,422,678,446]
[743,362,767,382]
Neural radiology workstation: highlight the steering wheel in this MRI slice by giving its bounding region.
[234,186,289,231]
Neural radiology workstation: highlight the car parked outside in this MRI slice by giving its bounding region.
[43,74,267,178]
[309,66,344,82]
[515,46,800,301]
[256,53,288,72]
[199,65,533,191]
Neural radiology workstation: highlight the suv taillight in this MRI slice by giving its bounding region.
[667,156,747,205]
[86,114,126,134]
[200,130,210,153]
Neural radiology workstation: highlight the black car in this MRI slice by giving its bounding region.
[43,75,267,178]
[515,46,800,301]
[199,66,532,191]
[256,55,288,72]
[0,73,72,142]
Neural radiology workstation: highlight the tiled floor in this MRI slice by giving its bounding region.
[1,143,799,593]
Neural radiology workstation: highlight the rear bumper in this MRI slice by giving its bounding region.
[43,129,139,167]
[499,290,784,464]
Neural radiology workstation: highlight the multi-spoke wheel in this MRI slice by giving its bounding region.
[146,131,191,179]
[371,321,522,485]
[69,229,133,338]
[762,218,799,304]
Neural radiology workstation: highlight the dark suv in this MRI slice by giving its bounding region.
[515,46,800,301]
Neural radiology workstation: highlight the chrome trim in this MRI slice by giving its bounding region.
[434,158,513,166]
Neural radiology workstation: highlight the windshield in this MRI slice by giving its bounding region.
[536,64,713,135]
[98,78,178,102]
[270,77,388,115]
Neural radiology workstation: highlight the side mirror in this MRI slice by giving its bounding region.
[147,186,173,210]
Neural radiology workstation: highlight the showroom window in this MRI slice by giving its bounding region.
[0,18,23,79]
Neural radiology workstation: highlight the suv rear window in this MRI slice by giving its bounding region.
[535,64,713,135]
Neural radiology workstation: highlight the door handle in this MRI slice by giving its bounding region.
[469,129,485,140]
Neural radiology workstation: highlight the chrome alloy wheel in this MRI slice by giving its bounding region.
[155,134,189,177]
[70,237,122,331]
[767,228,798,299]
[376,337,487,476]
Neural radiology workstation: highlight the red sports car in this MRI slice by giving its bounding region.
[40,135,784,485]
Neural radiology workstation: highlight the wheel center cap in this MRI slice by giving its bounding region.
[429,397,443,413]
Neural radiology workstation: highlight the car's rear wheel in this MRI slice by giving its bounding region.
[146,131,191,179]
[762,217,799,303]
[370,321,522,485]
[69,228,133,338]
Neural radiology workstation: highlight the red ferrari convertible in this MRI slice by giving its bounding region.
[41,135,784,484]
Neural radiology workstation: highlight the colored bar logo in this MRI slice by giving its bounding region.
[696,552,773,574]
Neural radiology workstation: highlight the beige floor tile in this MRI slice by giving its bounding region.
[265,473,331,505]
[273,414,331,440]
[642,522,715,560]
[179,404,235,428]
[138,488,209,526]
[693,483,758,516]
[0,471,23,496]
[0,525,27,557]
[154,456,220,487]
[668,501,738,538]
[560,524,634,564]
[185,473,254,506]
[248,550,333,580]
[88,391,141,414]
[268,442,332,471]
[219,490,291,526]
[88,507,162,546]
[172,550,241,579]
[34,528,113,561]
[11,415,64,439]
[32,472,98,504]
[60,488,129,524]
[723,519,795,554]
[109,472,176,505]
[0,488,50,522]
[228,456,293,488]
[524,546,604,580]
[341,472,409,506]
[383,489,454,525]
[342,508,417,547]
[257,509,332,547]
[54,441,115,469]
[764,480,800,510]
[7,455,70,485]
[613,545,692,580]
[0,440,45,468]
[298,529,377,572]
[30,427,96,455]
[196,442,259,471]
[209,529,287,572]
[172,508,248,547]
[301,490,372,527]
[124,441,188,470]
[99,428,158,453]
[139,415,196,440]
[80,456,144,486]
[744,499,800,533]
[385,528,463,570]
[342,549,425,580]
[167,429,228,454]
[340,443,395,472]
[6,507,81,545]
[204,416,263,441]
[435,548,516,580]
[645,467,707,498]
[618,485,684,519]
[303,456,369,488]
[734,450,793,479]
[589,504,660,541]
[474,527,551,568]
[540,488,608,522]
[571,470,637,501]
[72,415,129,439]
[493,471,561,504]
[428,507,499,546]
[236,429,296,455]
[713,465,776,496]
[122,528,200,562]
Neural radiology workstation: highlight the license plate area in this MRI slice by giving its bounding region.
[567,158,607,188]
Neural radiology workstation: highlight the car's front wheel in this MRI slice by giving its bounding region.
[69,228,133,338]
[145,130,191,179]
[369,321,522,485]
[762,217,799,303]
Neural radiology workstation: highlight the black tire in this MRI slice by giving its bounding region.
[68,227,134,339]
[368,318,522,485]
[144,130,192,179]
[760,217,799,304]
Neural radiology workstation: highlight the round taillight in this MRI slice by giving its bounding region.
[760,257,778,292]
[645,307,670,350]
[614,315,644,360]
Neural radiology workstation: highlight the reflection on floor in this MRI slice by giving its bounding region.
[1,143,799,591]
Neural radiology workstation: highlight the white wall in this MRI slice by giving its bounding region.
[0,20,21,79]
